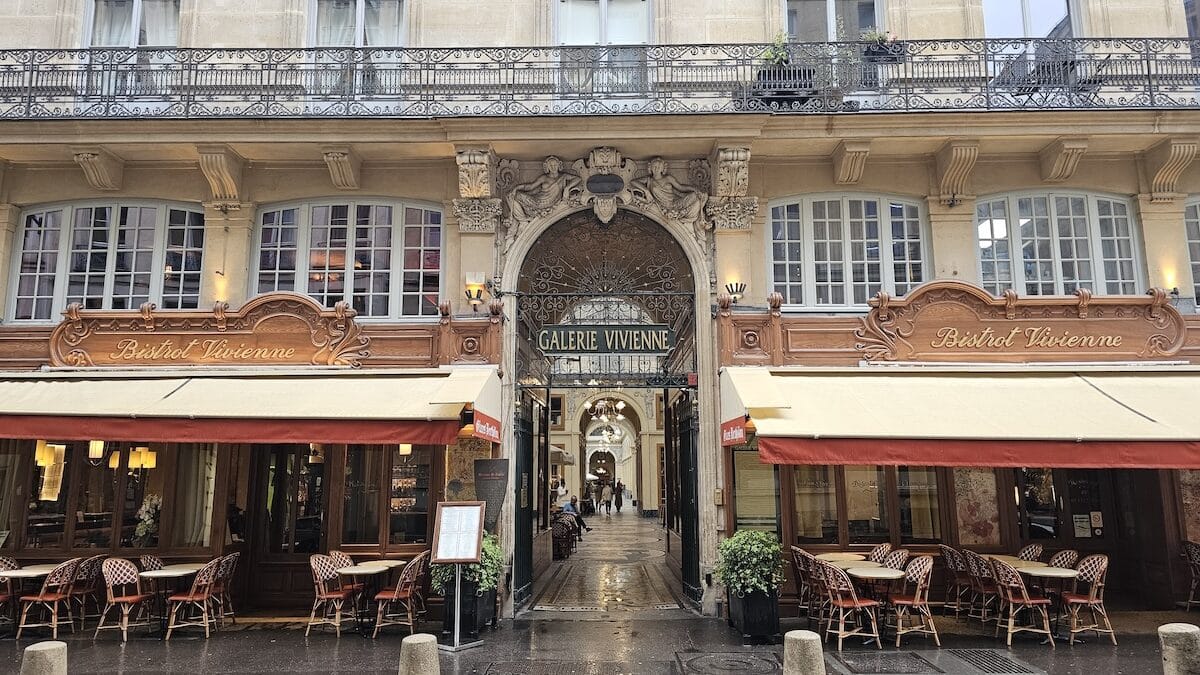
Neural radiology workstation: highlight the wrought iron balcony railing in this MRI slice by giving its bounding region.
[1,38,1198,119]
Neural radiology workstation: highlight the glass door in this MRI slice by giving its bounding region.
[1014,468,1113,553]
[258,444,328,559]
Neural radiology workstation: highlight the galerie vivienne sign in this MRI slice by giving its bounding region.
[854,281,1188,363]
[536,324,675,355]
[48,293,371,368]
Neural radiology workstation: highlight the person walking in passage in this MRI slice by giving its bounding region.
[601,481,614,515]
[614,479,624,513]
[562,496,592,534]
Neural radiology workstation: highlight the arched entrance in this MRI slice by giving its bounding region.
[508,209,701,615]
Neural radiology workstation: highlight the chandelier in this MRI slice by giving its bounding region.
[584,397,625,424]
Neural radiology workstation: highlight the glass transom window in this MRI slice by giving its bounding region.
[254,200,442,318]
[770,195,926,307]
[975,193,1141,297]
[8,202,204,321]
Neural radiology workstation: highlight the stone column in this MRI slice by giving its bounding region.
[200,202,256,308]
[0,204,20,320]
[1136,195,1194,298]
[925,198,980,285]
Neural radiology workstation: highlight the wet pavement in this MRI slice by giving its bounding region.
[0,512,1181,672]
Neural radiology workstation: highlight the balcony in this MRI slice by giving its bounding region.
[0,38,1197,119]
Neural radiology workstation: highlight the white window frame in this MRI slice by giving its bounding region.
[783,0,883,42]
[974,191,1145,297]
[556,0,653,46]
[250,198,444,321]
[981,0,1078,39]
[767,193,930,312]
[5,200,205,323]
[308,0,406,48]
[1184,199,1200,299]
[83,0,180,48]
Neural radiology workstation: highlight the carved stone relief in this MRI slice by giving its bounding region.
[453,198,502,233]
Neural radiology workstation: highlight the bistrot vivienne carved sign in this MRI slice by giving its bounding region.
[854,281,1187,362]
[49,292,371,368]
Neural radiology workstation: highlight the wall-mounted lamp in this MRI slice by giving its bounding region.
[307,443,325,464]
[397,443,413,456]
[87,440,109,467]
[465,277,488,311]
[1171,287,1181,300]
[724,281,747,303]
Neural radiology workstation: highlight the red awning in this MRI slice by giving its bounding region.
[758,437,1200,469]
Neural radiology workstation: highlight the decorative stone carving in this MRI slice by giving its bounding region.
[322,146,361,190]
[935,140,978,206]
[711,147,750,197]
[1039,137,1088,183]
[71,146,123,191]
[832,140,871,185]
[570,147,637,224]
[196,144,244,204]
[1145,137,1199,203]
[454,198,502,233]
[502,156,582,252]
[705,196,758,231]
[456,146,497,199]
[630,157,710,238]
[688,158,711,195]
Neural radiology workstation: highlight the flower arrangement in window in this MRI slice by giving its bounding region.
[134,493,162,547]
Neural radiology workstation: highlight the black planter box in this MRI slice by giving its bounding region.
[751,64,816,108]
[864,42,906,63]
[727,589,780,643]
[441,580,497,638]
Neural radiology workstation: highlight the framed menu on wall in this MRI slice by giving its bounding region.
[431,501,486,564]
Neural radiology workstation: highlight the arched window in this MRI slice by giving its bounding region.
[1184,200,1200,299]
[975,192,1142,297]
[253,199,442,319]
[8,201,204,322]
[768,194,927,308]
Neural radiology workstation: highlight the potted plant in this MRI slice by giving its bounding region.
[751,31,817,109]
[861,29,905,64]
[431,533,503,637]
[715,530,785,643]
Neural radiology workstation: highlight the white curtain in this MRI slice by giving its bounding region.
[364,0,402,47]
[559,0,601,45]
[606,0,649,44]
[171,444,216,548]
[316,0,357,46]
[140,0,180,46]
[92,0,134,47]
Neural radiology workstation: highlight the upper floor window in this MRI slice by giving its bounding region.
[313,0,404,47]
[558,0,651,45]
[769,195,926,308]
[976,192,1141,297]
[254,200,442,319]
[787,0,877,42]
[1184,201,1200,299]
[983,0,1072,39]
[89,0,179,48]
[9,202,204,322]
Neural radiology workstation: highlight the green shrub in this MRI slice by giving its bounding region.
[714,530,785,596]
[431,533,503,594]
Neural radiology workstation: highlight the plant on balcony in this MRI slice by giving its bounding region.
[432,533,503,637]
[715,529,785,642]
[861,28,906,64]
[752,31,818,110]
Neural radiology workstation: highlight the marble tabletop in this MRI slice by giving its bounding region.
[829,560,881,570]
[814,553,866,562]
[847,567,905,580]
[337,565,389,576]
[140,568,199,579]
[1018,566,1079,579]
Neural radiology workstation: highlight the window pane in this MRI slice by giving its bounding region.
[1018,468,1058,539]
[834,0,876,40]
[140,0,180,46]
[258,208,300,294]
[898,466,940,543]
[296,450,325,554]
[364,0,403,46]
[343,446,383,544]
[983,0,1069,38]
[162,209,204,309]
[1029,0,1071,38]
[169,444,217,548]
[27,443,70,549]
[315,0,357,45]
[559,0,601,44]
[92,0,135,46]
[787,0,829,41]
[351,206,392,317]
[846,465,889,543]
[265,447,294,554]
[792,465,836,544]
[1187,204,1200,299]
[733,450,778,534]
[75,445,119,548]
[390,446,431,544]
[770,201,804,304]
[111,207,157,310]
[0,441,22,549]
[67,207,111,310]
[399,208,442,317]
[118,445,162,548]
[13,210,62,320]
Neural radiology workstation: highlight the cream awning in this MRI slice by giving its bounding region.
[0,366,502,445]
[720,366,1200,468]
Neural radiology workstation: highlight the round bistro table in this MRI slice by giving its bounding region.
[815,553,866,562]
[337,565,390,637]
[0,568,50,635]
[139,568,199,639]
[829,560,881,570]
[1019,566,1080,640]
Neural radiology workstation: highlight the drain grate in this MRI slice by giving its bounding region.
[946,650,1037,674]
[676,652,781,674]
[531,605,604,612]
[833,652,944,674]
[485,661,646,674]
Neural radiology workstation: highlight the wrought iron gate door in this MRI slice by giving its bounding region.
[512,394,535,608]
[672,390,702,602]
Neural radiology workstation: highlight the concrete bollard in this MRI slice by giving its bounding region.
[398,633,439,675]
[20,641,67,675]
[783,629,825,675]
[1160,623,1200,675]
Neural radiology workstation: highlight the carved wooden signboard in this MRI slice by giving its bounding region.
[854,281,1187,363]
[49,292,371,368]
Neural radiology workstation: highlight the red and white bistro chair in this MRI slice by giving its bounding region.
[211,552,241,625]
[70,554,106,628]
[165,558,222,640]
[372,550,430,638]
[936,545,971,617]
[0,556,17,628]
[94,558,154,642]
[890,555,940,648]
[1063,554,1117,645]
[306,554,356,637]
[1017,543,1044,562]
[17,558,81,639]
[823,563,882,651]
[992,559,1054,648]
[866,543,892,564]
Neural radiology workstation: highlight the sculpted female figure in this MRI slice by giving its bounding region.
[631,157,709,235]
[504,156,581,251]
